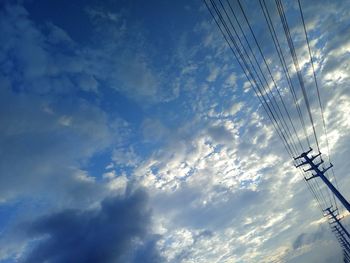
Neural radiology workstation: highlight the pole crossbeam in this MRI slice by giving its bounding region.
[345,251,350,262]
[325,207,350,240]
[323,207,350,261]
[295,148,350,212]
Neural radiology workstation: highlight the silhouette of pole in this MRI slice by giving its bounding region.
[344,250,350,263]
[295,148,350,212]
[332,226,350,253]
[325,207,350,239]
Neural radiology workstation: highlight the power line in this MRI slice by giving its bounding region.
[222,0,301,156]
[275,0,320,152]
[237,0,332,213]
[260,0,310,149]
[257,0,333,212]
[216,0,300,157]
[228,0,333,213]
[205,0,296,157]
[217,0,295,155]
[297,0,341,214]
[274,0,340,213]
[235,0,303,153]
[203,0,349,259]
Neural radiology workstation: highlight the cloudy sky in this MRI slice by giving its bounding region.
[1,0,350,262]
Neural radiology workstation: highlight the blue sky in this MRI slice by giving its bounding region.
[1,0,350,262]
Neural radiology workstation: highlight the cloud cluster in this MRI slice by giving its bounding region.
[0,0,350,262]
[23,190,163,263]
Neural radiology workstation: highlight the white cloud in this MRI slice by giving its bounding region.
[1,0,350,262]
[107,174,128,194]
[58,115,73,126]
[206,65,220,82]
[226,102,244,116]
[224,73,236,88]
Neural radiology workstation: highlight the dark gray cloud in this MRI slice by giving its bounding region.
[292,226,327,250]
[207,125,234,144]
[22,190,163,263]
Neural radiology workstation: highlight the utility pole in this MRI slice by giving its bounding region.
[295,148,350,261]
[332,225,350,251]
[344,250,350,263]
[331,225,350,263]
[325,206,350,261]
[324,207,350,239]
[294,148,350,212]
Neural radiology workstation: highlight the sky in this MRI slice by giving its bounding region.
[0,0,350,262]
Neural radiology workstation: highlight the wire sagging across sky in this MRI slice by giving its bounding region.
[203,0,349,257]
